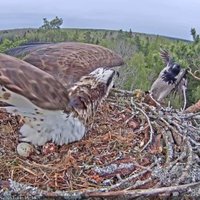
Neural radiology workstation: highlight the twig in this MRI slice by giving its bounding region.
[18,165,37,176]
[132,124,149,134]
[110,88,134,97]
[159,117,183,145]
[85,181,200,198]
[125,177,153,190]
[181,84,187,111]
[166,151,187,170]
[107,164,154,190]
[176,138,193,185]
[130,98,154,152]
[180,112,200,119]
[188,68,200,81]
[162,130,174,165]
[185,100,200,113]
[189,137,200,146]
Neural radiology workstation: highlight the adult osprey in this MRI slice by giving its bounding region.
[149,49,187,102]
[1,43,124,146]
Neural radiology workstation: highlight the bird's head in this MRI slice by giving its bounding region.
[170,63,181,75]
[160,48,181,75]
[68,68,118,122]
[89,67,118,93]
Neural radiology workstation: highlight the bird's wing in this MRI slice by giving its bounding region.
[6,42,124,87]
[5,42,51,58]
[160,48,174,65]
[0,53,69,110]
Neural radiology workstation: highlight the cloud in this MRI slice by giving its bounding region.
[0,0,200,40]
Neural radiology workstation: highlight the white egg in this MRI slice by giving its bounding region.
[17,142,34,157]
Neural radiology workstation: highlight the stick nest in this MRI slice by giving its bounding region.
[0,89,200,198]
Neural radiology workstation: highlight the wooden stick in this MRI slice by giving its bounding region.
[85,181,200,198]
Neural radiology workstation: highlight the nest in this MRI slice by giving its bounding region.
[0,89,200,199]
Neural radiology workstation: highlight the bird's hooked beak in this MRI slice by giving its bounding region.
[106,70,117,87]
[89,67,118,88]
[111,71,119,88]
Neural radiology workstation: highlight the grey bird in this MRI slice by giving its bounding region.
[149,49,187,103]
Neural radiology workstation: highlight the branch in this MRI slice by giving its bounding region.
[85,181,200,198]
[185,100,200,113]
[130,98,154,152]
[188,68,200,81]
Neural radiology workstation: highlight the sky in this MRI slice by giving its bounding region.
[0,0,200,40]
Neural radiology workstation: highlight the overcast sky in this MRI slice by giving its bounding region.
[1,0,200,40]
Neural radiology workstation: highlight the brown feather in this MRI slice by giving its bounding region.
[21,42,124,87]
[0,53,69,110]
[160,48,171,65]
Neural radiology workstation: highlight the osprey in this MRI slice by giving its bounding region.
[149,49,187,102]
[1,43,124,146]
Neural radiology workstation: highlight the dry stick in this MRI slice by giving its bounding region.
[132,124,149,135]
[148,93,163,108]
[188,68,200,81]
[155,150,189,188]
[170,119,184,133]
[181,84,187,111]
[189,137,200,146]
[154,121,174,166]
[107,100,128,110]
[159,117,184,145]
[194,69,200,75]
[111,88,135,97]
[107,164,155,190]
[172,114,200,141]
[130,98,154,152]
[20,160,57,170]
[181,112,200,119]
[185,100,200,113]
[18,165,37,176]
[168,151,187,170]
[154,151,187,188]
[162,129,174,166]
[125,177,153,190]
[154,120,190,183]
[170,118,200,143]
[84,181,200,198]
[125,115,135,124]
[176,138,193,185]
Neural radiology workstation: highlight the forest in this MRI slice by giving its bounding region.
[0,18,199,107]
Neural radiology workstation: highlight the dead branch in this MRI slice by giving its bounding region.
[107,164,155,190]
[85,181,200,198]
[161,129,174,165]
[185,100,200,113]
[130,98,154,152]
[110,88,135,97]
[176,139,193,185]
[188,67,200,81]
